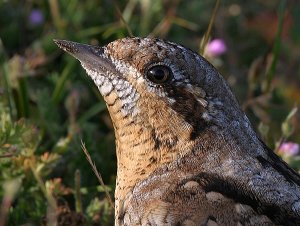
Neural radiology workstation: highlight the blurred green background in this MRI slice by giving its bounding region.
[1,0,300,225]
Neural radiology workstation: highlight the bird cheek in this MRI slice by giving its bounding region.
[99,81,113,96]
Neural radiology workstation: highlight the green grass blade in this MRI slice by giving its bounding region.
[16,77,29,118]
[51,59,76,104]
[78,101,107,124]
[263,0,287,93]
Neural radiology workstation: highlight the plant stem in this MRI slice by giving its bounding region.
[199,0,221,55]
[75,169,83,213]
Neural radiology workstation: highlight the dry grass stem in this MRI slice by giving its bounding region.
[80,140,114,210]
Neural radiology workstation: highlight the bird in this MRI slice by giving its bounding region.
[54,37,300,226]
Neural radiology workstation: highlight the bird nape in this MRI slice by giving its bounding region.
[55,37,300,226]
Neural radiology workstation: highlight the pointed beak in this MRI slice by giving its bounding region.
[54,39,118,76]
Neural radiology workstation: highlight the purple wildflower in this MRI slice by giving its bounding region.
[205,39,227,57]
[29,9,44,26]
[278,142,299,156]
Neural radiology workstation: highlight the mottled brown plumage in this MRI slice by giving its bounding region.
[55,37,300,226]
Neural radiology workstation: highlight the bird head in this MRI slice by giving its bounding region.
[54,37,243,145]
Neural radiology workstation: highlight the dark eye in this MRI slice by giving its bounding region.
[146,65,172,84]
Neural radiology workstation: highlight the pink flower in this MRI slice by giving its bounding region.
[278,142,299,156]
[205,39,227,57]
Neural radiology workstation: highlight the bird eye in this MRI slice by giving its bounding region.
[146,65,172,84]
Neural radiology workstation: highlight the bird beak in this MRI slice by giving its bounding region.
[54,39,118,76]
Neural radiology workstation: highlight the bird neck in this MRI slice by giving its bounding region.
[112,115,197,199]
[105,99,200,204]
[110,106,265,199]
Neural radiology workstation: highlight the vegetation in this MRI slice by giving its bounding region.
[0,0,300,225]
